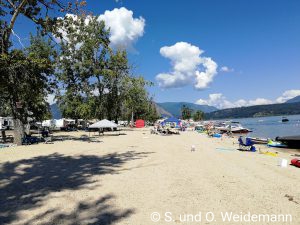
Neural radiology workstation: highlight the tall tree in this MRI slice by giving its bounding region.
[55,14,110,120]
[0,34,55,144]
[181,105,193,120]
[0,0,86,144]
[123,76,154,122]
[145,99,159,122]
[104,50,130,123]
[53,14,156,124]
[193,110,204,121]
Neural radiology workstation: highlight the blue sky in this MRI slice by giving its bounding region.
[11,0,300,108]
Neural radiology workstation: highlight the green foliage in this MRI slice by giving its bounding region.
[0,1,156,145]
[181,104,193,120]
[1,0,86,54]
[55,15,110,119]
[145,100,160,122]
[0,98,11,116]
[122,76,157,121]
[0,34,55,123]
[104,50,130,122]
[0,0,86,144]
[193,110,204,121]
[55,15,156,122]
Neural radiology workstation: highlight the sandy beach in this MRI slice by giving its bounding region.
[0,129,299,225]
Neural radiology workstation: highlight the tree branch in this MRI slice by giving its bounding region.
[11,29,25,48]
[2,0,28,53]
[7,0,16,9]
[8,0,28,32]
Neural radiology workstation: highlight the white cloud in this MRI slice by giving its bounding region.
[55,14,96,52]
[248,98,273,106]
[156,42,218,89]
[196,94,273,109]
[196,93,237,109]
[276,89,300,103]
[98,7,145,50]
[195,57,218,89]
[55,14,74,43]
[56,8,145,51]
[196,89,300,109]
[46,94,56,105]
[220,66,234,72]
[92,87,109,96]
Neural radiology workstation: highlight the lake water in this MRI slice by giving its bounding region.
[231,115,300,139]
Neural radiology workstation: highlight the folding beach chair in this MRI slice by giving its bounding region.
[238,137,256,151]
[44,136,53,144]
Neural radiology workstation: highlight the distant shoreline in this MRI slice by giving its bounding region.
[205,102,300,120]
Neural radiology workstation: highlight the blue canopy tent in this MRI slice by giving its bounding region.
[161,117,181,128]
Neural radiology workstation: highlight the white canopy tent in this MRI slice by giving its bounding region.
[89,119,118,129]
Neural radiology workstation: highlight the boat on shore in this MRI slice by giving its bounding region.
[276,135,300,148]
[248,137,268,144]
[215,121,252,134]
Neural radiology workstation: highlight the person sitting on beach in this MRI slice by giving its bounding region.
[41,129,49,138]
[207,129,214,137]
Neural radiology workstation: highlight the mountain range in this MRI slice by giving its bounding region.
[50,102,217,119]
[156,102,217,118]
[205,101,300,119]
[50,95,300,119]
[286,95,300,103]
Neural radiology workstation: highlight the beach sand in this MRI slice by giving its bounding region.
[0,129,299,225]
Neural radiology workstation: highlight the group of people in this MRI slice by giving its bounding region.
[151,124,180,135]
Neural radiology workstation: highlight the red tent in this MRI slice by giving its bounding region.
[135,119,145,128]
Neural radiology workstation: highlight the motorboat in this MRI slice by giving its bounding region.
[282,117,289,122]
[247,137,268,144]
[215,121,252,134]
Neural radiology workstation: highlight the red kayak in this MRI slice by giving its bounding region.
[291,158,300,168]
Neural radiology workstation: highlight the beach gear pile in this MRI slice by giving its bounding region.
[238,137,256,152]
[291,158,300,168]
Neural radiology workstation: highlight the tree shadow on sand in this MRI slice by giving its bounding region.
[23,194,134,225]
[0,151,153,224]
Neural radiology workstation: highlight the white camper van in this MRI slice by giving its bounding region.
[42,119,56,129]
[0,117,14,130]
[42,118,76,131]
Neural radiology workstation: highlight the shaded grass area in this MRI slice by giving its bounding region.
[0,151,153,224]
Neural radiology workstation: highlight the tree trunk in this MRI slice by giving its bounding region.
[13,119,24,145]
[1,130,6,143]
[130,109,134,127]
[24,123,30,135]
